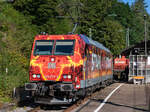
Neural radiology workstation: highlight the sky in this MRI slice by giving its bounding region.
[122,0,150,14]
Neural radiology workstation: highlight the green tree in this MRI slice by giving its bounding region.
[13,0,71,34]
[79,0,126,54]
[132,0,147,16]
[98,20,125,55]
[130,0,149,44]
[108,1,149,45]
[79,0,112,35]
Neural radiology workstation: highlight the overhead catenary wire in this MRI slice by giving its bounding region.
[59,0,83,34]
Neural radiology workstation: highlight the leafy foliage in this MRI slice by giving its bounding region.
[98,20,125,55]
[13,0,71,34]
[0,3,37,101]
[79,0,125,55]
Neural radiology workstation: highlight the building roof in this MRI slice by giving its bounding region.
[121,40,150,56]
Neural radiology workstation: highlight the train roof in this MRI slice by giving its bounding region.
[79,34,111,53]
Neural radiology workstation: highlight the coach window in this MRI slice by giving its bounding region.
[54,40,75,55]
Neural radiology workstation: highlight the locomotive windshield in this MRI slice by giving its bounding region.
[34,40,54,55]
[54,40,74,55]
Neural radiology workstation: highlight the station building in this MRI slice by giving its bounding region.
[121,40,150,84]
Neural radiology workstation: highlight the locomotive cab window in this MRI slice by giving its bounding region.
[34,40,54,55]
[54,40,75,55]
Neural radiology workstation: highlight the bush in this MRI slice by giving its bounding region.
[0,3,37,102]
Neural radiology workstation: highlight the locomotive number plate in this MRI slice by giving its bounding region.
[48,63,56,69]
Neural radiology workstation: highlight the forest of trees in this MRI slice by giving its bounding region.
[0,0,150,102]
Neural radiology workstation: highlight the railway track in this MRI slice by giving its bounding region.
[8,86,106,112]
[24,91,100,112]
[64,88,103,112]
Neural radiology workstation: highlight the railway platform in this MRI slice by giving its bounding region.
[72,83,149,112]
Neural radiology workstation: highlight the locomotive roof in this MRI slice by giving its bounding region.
[36,34,110,53]
[79,34,111,53]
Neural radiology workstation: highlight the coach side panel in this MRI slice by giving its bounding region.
[101,52,113,82]
[81,45,102,88]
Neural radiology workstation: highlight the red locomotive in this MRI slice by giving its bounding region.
[25,34,113,104]
[113,56,129,80]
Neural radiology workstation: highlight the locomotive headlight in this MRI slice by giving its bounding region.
[63,74,72,80]
[51,58,55,62]
[68,75,71,79]
[63,75,67,79]
[32,74,36,78]
[76,85,80,88]
[37,74,41,78]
